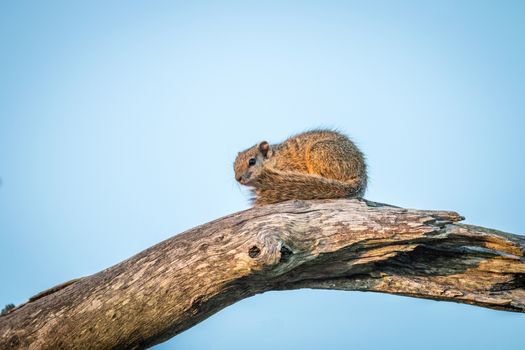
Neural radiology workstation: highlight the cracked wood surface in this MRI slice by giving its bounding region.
[0,199,524,349]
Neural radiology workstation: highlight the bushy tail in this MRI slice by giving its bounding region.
[252,167,365,205]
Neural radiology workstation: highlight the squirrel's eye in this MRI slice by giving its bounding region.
[248,158,256,166]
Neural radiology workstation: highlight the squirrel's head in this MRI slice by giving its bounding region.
[234,141,272,186]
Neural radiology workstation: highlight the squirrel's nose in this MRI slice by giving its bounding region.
[236,176,242,182]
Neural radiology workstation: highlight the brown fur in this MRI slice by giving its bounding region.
[234,129,367,205]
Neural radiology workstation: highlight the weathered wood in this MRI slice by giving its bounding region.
[1,199,524,349]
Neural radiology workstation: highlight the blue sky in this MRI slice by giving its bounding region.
[1,1,524,349]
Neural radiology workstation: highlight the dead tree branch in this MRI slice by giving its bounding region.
[1,199,524,349]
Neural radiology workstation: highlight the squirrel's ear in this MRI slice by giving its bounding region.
[258,141,270,157]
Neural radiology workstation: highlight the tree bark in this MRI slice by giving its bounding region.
[1,199,524,349]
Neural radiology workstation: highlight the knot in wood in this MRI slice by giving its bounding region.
[279,245,293,263]
[248,246,261,258]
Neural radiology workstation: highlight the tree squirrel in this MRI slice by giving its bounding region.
[234,129,367,205]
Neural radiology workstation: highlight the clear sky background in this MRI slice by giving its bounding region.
[1,1,524,349]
